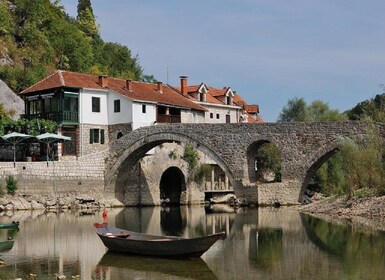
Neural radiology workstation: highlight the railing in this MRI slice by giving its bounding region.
[22,111,79,124]
[157,114,181,123]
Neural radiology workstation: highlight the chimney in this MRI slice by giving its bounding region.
[126,80,133,92]
[180,76,188,95]
[98,75,108,88]
[157,81,163,94]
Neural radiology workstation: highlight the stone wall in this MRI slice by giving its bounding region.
[80,123,109,155]
[0,150,108,198]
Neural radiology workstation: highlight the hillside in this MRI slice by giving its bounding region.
[0,0,155,94]
[0,79,23,119]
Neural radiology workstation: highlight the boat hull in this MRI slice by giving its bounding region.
[95,223,224,258]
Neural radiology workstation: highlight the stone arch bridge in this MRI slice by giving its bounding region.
[104,121,384,205]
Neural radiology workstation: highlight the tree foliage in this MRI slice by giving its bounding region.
[347,93,385,122]
[255,143,281,182]
[0,117,57,136]
[278,97,347,122]
[0,0,152,93]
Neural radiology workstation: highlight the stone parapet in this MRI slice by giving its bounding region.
[0,150,107,196]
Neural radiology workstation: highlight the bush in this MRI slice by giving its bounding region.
[0,180,5,196]
[183,145,199,171]
[194,164,211,184]
[6,175,18,196]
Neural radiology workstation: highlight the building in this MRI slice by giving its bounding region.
[19,70,206,158]
[176,76,262,124]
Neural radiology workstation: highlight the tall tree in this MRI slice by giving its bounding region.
[278,97,308,122]
[278,97,347,122]
[77,0,98,38]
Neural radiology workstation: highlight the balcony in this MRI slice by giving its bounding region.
[22,111,79,124]
[157,114,181,123]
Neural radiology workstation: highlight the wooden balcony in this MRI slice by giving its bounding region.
[157,114,181,123]
[22,111,79,124]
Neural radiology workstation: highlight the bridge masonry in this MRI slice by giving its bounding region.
[105,121,384,206]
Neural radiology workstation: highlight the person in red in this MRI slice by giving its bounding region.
[102,209,108,221]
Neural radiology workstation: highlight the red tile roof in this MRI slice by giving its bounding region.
[20,71,206,112]
[246,104,259,114]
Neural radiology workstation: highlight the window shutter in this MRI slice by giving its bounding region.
[101,129,105,144]
[89,129,94,144]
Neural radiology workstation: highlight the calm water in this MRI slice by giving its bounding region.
[0,205,384,279]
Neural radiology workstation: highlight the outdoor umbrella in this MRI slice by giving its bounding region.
[36,132,71,164]
[1,132,32,167]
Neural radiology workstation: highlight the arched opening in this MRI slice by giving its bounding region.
[247,140,281,183]
[159,167,186,205]
[302,148,341,203]
[117,131,123,139]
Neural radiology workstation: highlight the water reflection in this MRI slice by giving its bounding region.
[0,207,384,279]
[97,252,217,280]
[251,228,283,270]
[301,213,385,276]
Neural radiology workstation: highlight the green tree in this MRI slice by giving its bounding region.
[77,0,98,38]
[256,143,281,182]
[347,93,385,122]
[0,0,155,93]
[278,98,347,122]
[278,97,308,121]
[0,1,13,36]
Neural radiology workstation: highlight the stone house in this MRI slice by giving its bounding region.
[19,70,206,158]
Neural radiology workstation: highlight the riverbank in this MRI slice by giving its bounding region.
[299,195,385,232]
[0,193,124,215]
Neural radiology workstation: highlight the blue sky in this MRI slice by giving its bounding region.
[60,0,385,121]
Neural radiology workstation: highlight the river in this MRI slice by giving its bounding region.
[0,205,384,279]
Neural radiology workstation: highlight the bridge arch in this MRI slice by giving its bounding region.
[160,166,186,205]
[300,137,350,199]
[246,139,282,183]
[105,130,235,197]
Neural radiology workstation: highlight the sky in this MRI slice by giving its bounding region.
[60,0,385,122]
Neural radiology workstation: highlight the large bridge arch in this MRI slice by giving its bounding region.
[300,137,353,199]
[105,130,236,195]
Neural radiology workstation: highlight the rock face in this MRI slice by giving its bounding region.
[0,79,24,119]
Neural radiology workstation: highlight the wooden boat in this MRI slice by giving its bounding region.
[94,223,224,258]
[0,221,19,230]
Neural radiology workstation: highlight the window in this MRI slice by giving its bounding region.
[216,113,220,119]
[210,113,213,118]
[28,100,41,114]
[92,97,100,112]
[114,99,120,113]
[142,104,146,113]
[226,96,232,105]
[44,98,58,113]
[199,92,205,102]
[89,129,105,144]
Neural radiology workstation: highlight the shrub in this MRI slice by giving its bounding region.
[6,175,18,195]
[183,145,199,171]
[194,164,211,184]
[0,180,5,196]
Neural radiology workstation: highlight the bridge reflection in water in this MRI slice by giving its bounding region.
[0,206,385,279]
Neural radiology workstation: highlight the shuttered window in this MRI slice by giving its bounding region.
[90,129,105,144]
